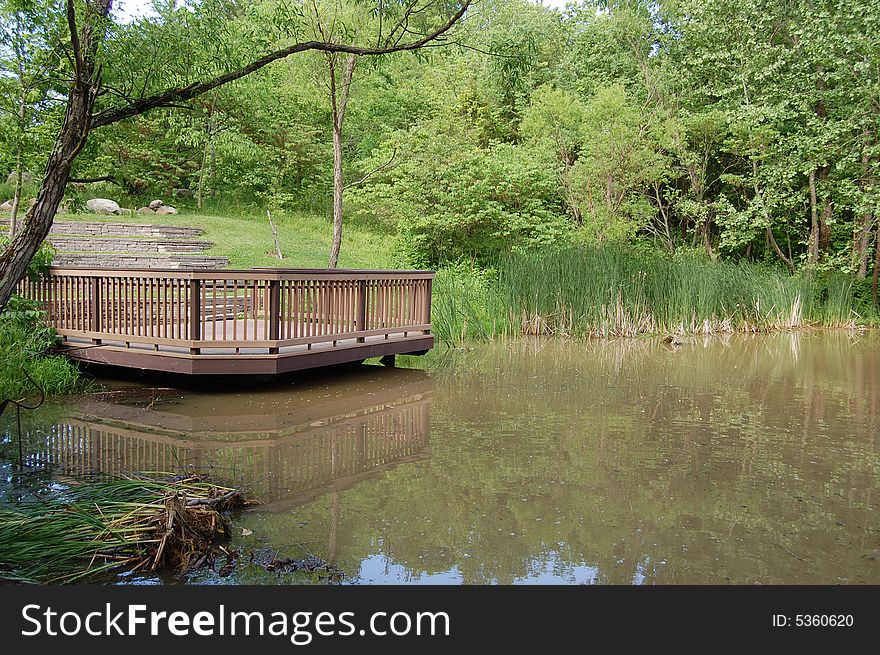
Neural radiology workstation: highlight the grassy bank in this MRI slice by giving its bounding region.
[57,209,395,269]
[432,248,872,343]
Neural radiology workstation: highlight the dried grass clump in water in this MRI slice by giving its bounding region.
[0,474,250,583]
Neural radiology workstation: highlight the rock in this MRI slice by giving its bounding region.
[136,206,156,214]
[149,199,164,210]
[6,171,33,185]
[0,200,13,211]
[85,198,122,215]
[155,205,178,215]
[174,188,194,199]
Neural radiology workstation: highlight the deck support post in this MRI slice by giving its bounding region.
[380,354,395,367]
[356,279,367,343]
[269,279,281,354]
[189,278,201,354]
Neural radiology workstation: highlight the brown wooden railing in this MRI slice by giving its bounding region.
[19,268,434,356]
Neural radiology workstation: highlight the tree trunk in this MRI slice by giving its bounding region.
[808,169,820,266]
[873,220,880,307]
[855,212,874,278]
[197,108,214,211]
[0,0,109,311]
[855,146,874,278]
[701,207,713,258]
[818,165,832,251]
[766,226,795,274]
[327,54,356,270]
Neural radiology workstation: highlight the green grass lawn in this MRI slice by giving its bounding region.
[55,209,395,269]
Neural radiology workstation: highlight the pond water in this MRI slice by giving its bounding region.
[2,331,879,584]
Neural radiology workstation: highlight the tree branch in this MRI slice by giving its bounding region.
[68,175,118,184]
[66,0,81,82]
[344,149,398,190]
[90,2,470,129]
[766,226,795,274]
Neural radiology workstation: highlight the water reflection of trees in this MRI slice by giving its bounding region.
[260,333,879,584]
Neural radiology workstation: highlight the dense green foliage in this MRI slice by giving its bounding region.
[0,233,77,400]
[0,294,80,400]
[2,0,879,326]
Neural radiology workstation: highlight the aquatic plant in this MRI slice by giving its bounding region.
[432,246,867,343]
[0,474,248,583]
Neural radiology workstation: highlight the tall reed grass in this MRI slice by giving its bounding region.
[432,247,866,343]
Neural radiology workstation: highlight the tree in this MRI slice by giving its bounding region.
[0,0,471,311]
[520,84,588,223]
[305,0,365,269]
[568,84,666,243]
[0,0,64,237]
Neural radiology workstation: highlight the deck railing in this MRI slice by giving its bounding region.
[19,268,433,355]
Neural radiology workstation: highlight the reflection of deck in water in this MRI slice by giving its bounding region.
[26,372,432,505]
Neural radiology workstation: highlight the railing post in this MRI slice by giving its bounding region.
[356,279,367,343]
[89,277,102,343]
[269,279,281,354]
[189,278,201,354]
[425,278,432,328]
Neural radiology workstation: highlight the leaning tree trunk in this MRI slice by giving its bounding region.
[328,54,357,270]
[0,0,109,312]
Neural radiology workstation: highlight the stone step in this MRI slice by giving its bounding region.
[52,254,229,270]
[47,236,214,254]
[0,219,204,239]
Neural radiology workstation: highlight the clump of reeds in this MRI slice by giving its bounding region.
[0,474,249,583]
[431,246,868,343]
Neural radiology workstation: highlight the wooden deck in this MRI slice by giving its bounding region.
[19,267,435,375]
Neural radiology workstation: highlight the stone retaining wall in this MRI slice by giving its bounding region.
[47,236,214,254]
[0,219,203,239]
[2,219,229,270]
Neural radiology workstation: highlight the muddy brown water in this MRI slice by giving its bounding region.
[3,332,879,584]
